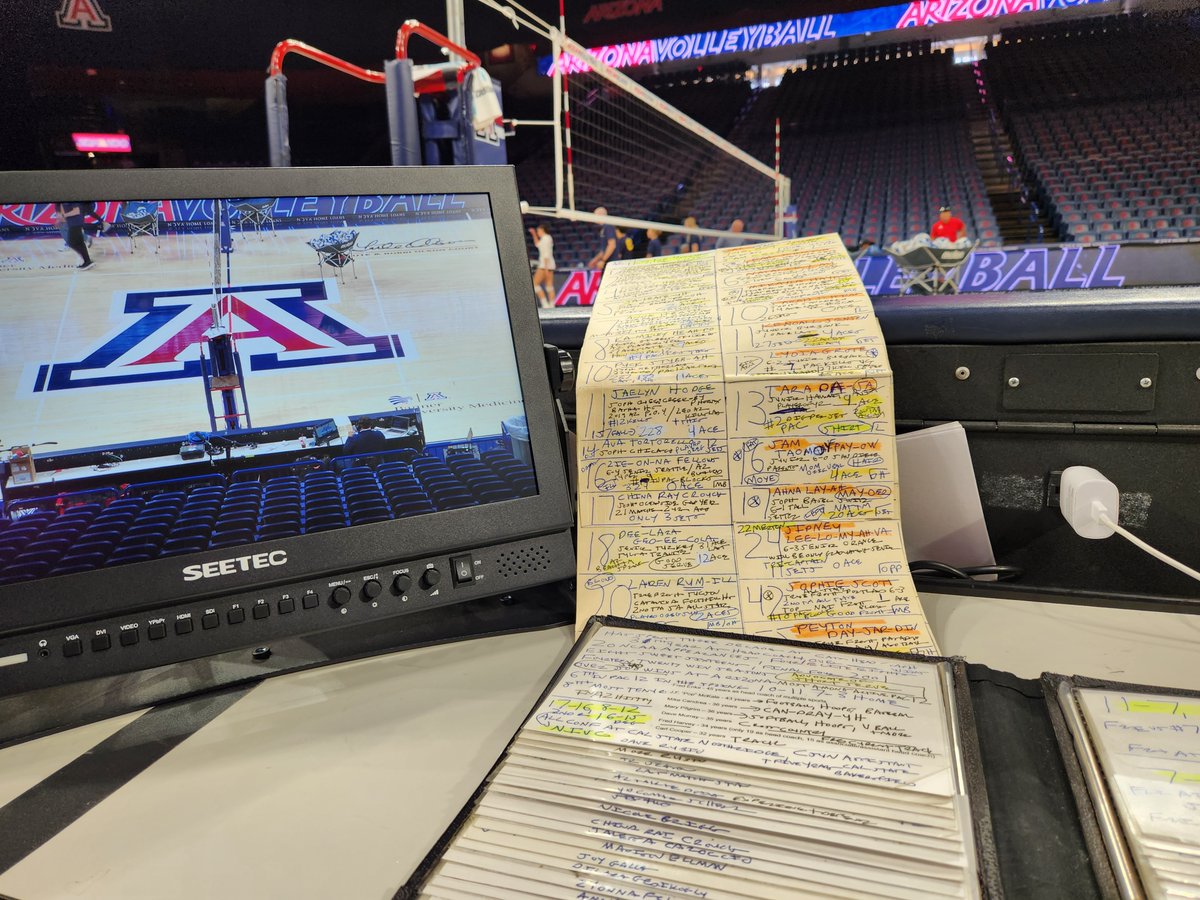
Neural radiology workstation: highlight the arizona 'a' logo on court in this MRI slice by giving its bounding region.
[56,0,112,31]
[31,281,404,393]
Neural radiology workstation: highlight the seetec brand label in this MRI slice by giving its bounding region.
[182,550,287,581]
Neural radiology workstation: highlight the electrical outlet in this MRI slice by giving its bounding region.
[1045,470,1063,508]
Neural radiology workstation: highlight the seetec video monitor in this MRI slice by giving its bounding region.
[0,167,574,706]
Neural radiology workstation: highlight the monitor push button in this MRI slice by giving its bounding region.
[420,568,441,590]
[391,573,412,595]
[63,638,83,657]
[361,580,382,601]
[91,634,111,652]
[330,585,352,607]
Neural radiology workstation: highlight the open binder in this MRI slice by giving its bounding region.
[398,617,1003,899]
[397,618,1200,899]
[1045,674,1200,899]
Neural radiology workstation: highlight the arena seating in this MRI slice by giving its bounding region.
[698,46,1000,249]
[986,11,1200,243]
[0,448,537,583]
[517,44,1002,258]
[517,13,1200,260]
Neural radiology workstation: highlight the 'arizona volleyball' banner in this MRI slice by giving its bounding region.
[552,241,1200,303]
[547,0,1105,73]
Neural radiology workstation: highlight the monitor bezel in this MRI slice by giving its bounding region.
[0,165,573,637]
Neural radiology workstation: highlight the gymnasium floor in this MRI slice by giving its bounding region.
[0,214,527,454]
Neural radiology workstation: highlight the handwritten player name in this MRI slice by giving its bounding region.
[748,580,912,622]
[602,256,715,283]
[722,296,876,326]
[582,332,720,364]
[735,523,909,580]
[580,454,729,493]
[578,384,727,440]
[787,618,929,646]
[579,574,742,631]
[726,319,879,352]
[714,244,840,272]
[581,437,726,459]
[581,357,724,386]
[735,484,894,522]
[588,311,719,338]
[584,527,734,574]
[732,439,894,488]
[588,489,729,526]
[731,345,887,379]
[733,389,889,441]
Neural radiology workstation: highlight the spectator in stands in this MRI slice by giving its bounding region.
[931,206,967,241]
[645,228,663,258]
[680,216,702,254]
[587,206,617,270]
[343,420,387,456]
[715,218,749,249]
[528,222,555,307]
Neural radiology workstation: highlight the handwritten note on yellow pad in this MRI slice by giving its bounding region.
[575,235,938,654]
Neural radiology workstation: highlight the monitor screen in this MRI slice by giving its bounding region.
[313,419,340,446]
[0,167,574,669]
[0,189,537,580]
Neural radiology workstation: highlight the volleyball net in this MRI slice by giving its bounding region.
[508,20,788,244]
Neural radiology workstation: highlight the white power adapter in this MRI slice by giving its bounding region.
[1058,465,1119,539]
[1057,465,1200,583]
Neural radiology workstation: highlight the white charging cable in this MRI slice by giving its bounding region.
[1058,465,1200,584]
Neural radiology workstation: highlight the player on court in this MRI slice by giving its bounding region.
[55,203,94,269]
[529,222,555,307]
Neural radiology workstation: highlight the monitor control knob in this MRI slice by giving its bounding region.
[362,579,382,601]
[420,568,441,590]
[330,585,352,607]
[392,573,412,595]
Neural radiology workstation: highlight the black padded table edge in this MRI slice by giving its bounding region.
[539,285,1200,347]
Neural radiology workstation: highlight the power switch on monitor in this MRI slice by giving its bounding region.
[450,555,475,586]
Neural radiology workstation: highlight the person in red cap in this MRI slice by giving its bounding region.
[931,206,966,241]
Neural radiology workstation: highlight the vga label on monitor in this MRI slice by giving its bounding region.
[183,550,288,582]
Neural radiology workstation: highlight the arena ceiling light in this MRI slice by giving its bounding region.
[71,132,132,153]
